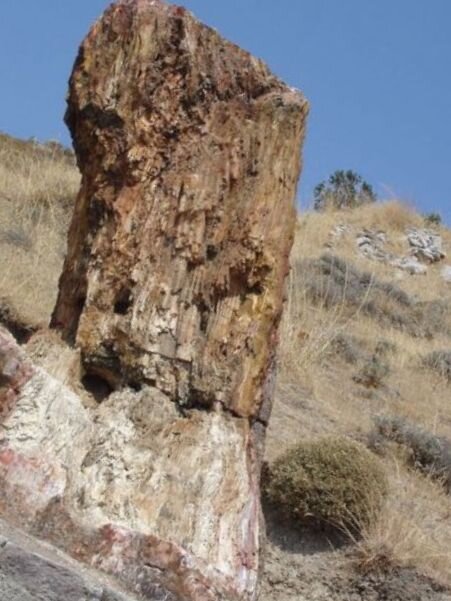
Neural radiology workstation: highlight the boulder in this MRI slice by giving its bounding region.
[407,228,446,263]
[0,1,308,600]
[392,256,427,276]
[325,223,350,248]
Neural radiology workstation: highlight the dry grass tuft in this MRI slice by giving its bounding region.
[0,133,78,210]
[354,460,451,586]
[370,415,451,489]
[359,200,422,233]
[0,133,79,328]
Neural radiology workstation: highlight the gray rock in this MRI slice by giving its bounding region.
[325,223,351,248]
[0,540,134,601]
[441,265,451,283]
[356,228,436,275]
[391,256,427,275]
[356,229,390,262]
[407,228,446,263]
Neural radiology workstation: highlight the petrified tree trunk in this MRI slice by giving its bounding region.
[51,0,308,419]
[0,2,309,600]
[0,326,262,600]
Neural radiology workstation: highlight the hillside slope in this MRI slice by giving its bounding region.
[0,133,79,335]
[264,202,451,600]
[1,135,451,600]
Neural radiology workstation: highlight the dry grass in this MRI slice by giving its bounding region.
[0,133,79,210]
[0,132,79,327]
[357,200,423,233]
[279,199,451,396]
[280,259,352,373]
[355,459,451,586]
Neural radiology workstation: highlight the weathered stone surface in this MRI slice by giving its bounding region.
[0,542,124,601]
[356,228,429,275]
[0,518,137,601]
[0,326,262,599]
[51,0,308,419]
[407,228,446,263]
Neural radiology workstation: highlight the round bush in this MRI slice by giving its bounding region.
[264,437,387,533]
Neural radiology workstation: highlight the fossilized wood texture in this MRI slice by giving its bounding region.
[51,0,308,417]
[0,327,261,600]
[7,1,310,599]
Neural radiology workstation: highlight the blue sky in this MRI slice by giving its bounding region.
[1,1,450,221]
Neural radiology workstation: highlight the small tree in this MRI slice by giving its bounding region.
[314,170,376,211]
[424,212,442,227]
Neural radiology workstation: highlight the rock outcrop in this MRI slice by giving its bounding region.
[0,1,308,600]
[355,227,445,276]
[407,228,446,263]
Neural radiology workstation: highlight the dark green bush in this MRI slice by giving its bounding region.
[424,212,442,227]
[314,170,376,211]
[264,437,388,533]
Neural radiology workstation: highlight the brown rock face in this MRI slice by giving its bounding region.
[51,0,308,418]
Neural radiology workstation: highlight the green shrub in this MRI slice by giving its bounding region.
[313,170,376,211]
[264,437,388,534]
[353,343,391,388]
[424,212,442,227]
[423,350,451,382]
[372,415,451,490]
[330,332,365,364]
[354,356,390,388]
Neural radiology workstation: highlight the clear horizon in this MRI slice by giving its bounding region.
[1,1,450,222]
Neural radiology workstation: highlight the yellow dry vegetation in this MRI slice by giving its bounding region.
[0,133,79,327]
[356,458,451,586]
